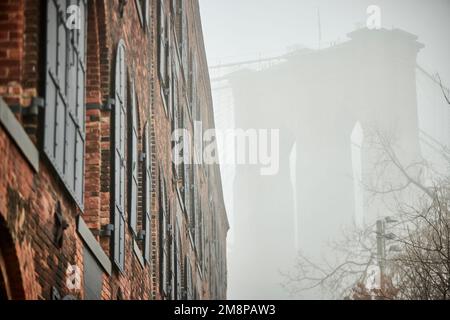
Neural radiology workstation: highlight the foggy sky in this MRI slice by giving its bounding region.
[199,0,450,299]
[200,0,450,83]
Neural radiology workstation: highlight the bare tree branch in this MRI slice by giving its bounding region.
[436,73,450,105]
[283,128,450,300]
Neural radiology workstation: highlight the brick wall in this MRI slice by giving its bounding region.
[0,0,228,300]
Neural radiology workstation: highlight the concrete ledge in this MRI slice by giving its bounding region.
[0,97,39,172]
[77,216,112,276]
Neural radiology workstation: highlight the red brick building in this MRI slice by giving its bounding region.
[0,0,228,300]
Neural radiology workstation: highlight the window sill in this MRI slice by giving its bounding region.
[0,97,39,172]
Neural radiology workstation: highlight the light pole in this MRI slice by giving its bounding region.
[376,219,386,290]
[376,216,398,292]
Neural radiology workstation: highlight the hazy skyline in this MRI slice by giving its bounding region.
[199,0,450,299]
[200,0,450,83]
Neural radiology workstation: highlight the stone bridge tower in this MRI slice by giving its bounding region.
[227,28,423,298]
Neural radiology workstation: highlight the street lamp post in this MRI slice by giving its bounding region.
[376,219,386,290]
[376,216,398,292]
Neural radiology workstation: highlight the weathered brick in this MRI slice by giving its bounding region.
[0,0,228,301]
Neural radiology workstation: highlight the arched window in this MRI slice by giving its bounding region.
[113,40,127,272]
[44,0,87,208]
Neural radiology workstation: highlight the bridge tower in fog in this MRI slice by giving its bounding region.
[215,28,432,298]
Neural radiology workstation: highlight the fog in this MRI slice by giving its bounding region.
[199,0,450,299]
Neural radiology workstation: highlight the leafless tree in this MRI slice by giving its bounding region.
[283,129,450,300]
[388,186,450,299]
[281,225,378,299]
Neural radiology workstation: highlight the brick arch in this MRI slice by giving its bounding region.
[0,216,25,300]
